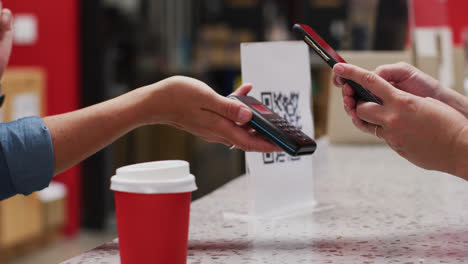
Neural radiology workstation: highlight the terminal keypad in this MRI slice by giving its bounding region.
[271,119,313,143]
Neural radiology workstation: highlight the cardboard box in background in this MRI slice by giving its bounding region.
[42,199,65,232]
[327,50,412,144]
[314,67,332,138]
[0,194,43,248]
[453,47,465,95]
[412,28,464,93]
[1,67,46,122]
[37,183,67,232]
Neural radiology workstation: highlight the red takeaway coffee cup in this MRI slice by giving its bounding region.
[110,160,197,264]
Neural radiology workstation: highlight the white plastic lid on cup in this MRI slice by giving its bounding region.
[110,160,197,194]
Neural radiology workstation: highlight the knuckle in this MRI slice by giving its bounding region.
[394,93,410,104]
[168,75,191,87]
[406,99,419,113]
[361,72,378,87]
[224,101,240,119]
[384,114,400,129]
[386,135,403,149]
[395,93,418,113]
[355,106,365,118]
[343,105,349,114]
[375,65,387,75]
[397,62,413,71]
[424,97,440,105]
[334,76,341,87]
[398,62,419,77]
[238,143,251,152]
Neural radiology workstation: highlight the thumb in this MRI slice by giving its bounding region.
[232,83,253,96]
[212,95,252,125]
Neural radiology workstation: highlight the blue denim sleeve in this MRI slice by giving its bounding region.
[0,117,54,200]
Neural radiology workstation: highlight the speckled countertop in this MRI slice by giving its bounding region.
[61,139,468,264]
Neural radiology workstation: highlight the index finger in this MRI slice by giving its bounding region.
[215,115,280,152]
[333,63,396,101]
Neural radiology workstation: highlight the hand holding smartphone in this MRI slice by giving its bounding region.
[293,24,381,105]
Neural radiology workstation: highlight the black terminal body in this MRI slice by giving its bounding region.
[229,95,316,156]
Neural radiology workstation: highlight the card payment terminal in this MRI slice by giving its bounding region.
[229,95,316,156]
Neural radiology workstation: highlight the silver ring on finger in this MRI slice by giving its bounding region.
[229,144,236,150]
[374,125,381,138]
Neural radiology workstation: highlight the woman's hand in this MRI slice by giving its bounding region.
[0,2,13,79]
[333,63,468,177]
[141,76,280,153]
[332,62,447,132]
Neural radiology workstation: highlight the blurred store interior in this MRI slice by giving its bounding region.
[1,0,468,263]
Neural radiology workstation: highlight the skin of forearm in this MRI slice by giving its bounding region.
[43,81,168,175]
[437,88,468,119]
[433,87,468,178]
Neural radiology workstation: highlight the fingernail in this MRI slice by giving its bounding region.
[237,107,251,123]
[3,9,12,29]
[334,64,344,75]
[335,76,341,85]
[337,77,345,85]
[344,104,350,112]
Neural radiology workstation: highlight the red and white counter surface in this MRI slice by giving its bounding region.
[61,139,468,264]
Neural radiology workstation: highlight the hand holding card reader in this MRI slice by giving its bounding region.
[229,95,316,156]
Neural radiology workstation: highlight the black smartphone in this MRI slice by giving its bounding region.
[293,23,381,104]
[229,95,316,156]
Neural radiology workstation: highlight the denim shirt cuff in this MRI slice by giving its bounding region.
[0,116,54,196]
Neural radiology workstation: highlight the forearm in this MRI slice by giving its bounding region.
[437,88,468,119]
[44,83,164,175]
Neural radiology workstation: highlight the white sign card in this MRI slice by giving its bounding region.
[241,41,316,217]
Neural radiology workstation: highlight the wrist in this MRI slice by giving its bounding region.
[433,83,457,105]
[107,88,149,131]
[133,77,178,126]
[437,88,468,118]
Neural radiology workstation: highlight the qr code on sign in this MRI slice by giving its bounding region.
[260,92,302,165]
